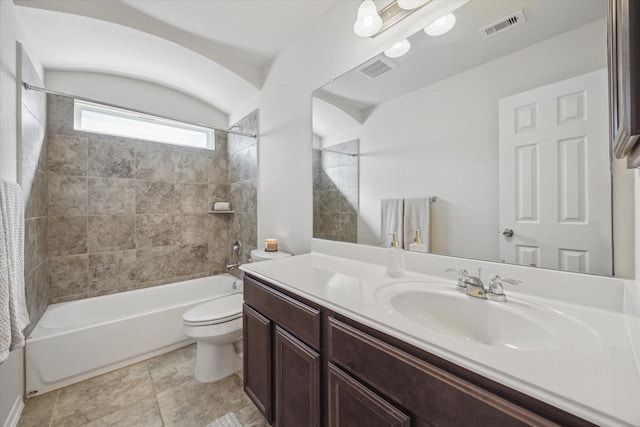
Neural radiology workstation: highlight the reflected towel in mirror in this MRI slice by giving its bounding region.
[380,198,404,248]
[404,197,430,252]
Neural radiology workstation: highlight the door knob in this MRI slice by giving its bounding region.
[502,228,514,238]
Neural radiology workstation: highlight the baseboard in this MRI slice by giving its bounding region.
[2,395,24,427]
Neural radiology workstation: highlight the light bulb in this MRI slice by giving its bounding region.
[397,0,427,10]
[384,39,411,58]
[424,13,456,36]
[353,0,382,37]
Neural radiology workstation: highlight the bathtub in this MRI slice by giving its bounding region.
[25,273,242,397]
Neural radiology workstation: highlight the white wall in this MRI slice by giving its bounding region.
[0,1,41,425]
[45,71,228,129]
[242,0,467,255]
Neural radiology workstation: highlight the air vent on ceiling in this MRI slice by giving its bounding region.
[357,57,397,80]
[479,10,527,39]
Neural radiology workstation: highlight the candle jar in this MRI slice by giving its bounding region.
[265,239,278,252]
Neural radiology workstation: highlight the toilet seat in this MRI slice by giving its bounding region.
[183,293,243,327]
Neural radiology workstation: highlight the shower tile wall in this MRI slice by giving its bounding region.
[46,95,230,303]
[228,110,258,272]
[313,140,359,243]
[20,45,48,335]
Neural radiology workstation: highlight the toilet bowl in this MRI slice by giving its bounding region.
[183,250,291,383]
[183,293,243,383]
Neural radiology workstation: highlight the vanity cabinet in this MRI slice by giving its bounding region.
[243,275,321,427]
[243,274,594,427]
[328,317,556,427]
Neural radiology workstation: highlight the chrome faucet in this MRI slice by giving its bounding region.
[445,268,520,301]
[486,274,521,302]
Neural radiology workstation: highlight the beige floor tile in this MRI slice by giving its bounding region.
[84,397,163,427]
[51,361,155,426]
[18,345,261,427]
[157,373,251,427]
[147,343,196,392]
[236,403,270,427]
[18,390,58,427]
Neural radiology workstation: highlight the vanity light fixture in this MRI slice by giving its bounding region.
[353,0,430,38]
[424,13,456,36]
[397,0,428,10]
[384,39,411,58]
[354,0,383,37]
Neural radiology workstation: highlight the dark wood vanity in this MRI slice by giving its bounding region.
[242,273,596,427]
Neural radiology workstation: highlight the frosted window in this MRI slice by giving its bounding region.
[74,100,214,150]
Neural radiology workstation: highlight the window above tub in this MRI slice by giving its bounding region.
[73,100,215,150]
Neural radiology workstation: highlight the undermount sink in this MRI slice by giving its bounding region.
[375,282,601,353]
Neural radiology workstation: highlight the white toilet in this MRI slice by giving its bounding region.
[183,293,244,383]
[183,249,291,383]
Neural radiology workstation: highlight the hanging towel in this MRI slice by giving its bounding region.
[380,198,403,248]
[0,179,29,364]
[403,197,431,252]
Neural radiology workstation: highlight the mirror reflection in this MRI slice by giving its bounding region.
[312,0,633,277]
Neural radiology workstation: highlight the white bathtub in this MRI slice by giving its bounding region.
[25,273,242,396]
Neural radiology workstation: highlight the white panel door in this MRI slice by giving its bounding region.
[498,69,611,275]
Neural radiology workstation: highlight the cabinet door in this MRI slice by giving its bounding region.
[275,326,320,427]
[328,363,410,427]
[243,304,272,423]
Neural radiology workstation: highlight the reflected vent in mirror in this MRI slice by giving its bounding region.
[357,57,397,80]
[479,10,526,39]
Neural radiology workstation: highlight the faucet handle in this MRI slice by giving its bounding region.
[490,275,521,286]
[445,268,469,292]
[487,274,521,302]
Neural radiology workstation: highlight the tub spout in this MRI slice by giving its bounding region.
[226,262,240,271]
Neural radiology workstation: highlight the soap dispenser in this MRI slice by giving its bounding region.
[409,229,427,253]
[386,232,405,278]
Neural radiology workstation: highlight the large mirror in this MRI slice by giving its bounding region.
[313,0,635,277]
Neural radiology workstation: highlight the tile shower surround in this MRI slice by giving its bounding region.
[45,95,232,303]
[313,140,358,243]
[20,46,49,335]
[228,110,258,273]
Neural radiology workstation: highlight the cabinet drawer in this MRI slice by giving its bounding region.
[244,275,321,350]
[328,317,557,427]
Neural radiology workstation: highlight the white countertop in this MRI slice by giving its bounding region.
[241,252,640,427]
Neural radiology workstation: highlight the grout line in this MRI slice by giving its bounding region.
[47,389,60,427]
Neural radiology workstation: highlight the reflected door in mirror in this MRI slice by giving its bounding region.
[498,69,612,275]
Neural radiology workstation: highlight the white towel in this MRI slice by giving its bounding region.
[403,197,430,252]
[380,198,403,248]
[0,180,29,363]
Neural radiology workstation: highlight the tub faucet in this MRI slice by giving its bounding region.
[227,240,242,271]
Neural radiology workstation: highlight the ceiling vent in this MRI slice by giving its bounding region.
[479,10,527,39]
[357,57,397,80]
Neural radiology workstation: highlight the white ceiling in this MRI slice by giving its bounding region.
[15,0,339,115]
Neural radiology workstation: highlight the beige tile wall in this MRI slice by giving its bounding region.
[20,46,48,336]
[313,140,358,243]
[228,110,258,271]
[46,95,231,303]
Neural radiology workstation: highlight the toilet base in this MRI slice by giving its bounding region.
[194,340,242,383]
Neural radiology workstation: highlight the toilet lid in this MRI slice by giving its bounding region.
[183,293,243,326]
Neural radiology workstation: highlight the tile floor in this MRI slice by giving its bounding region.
[17,344,269,427]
